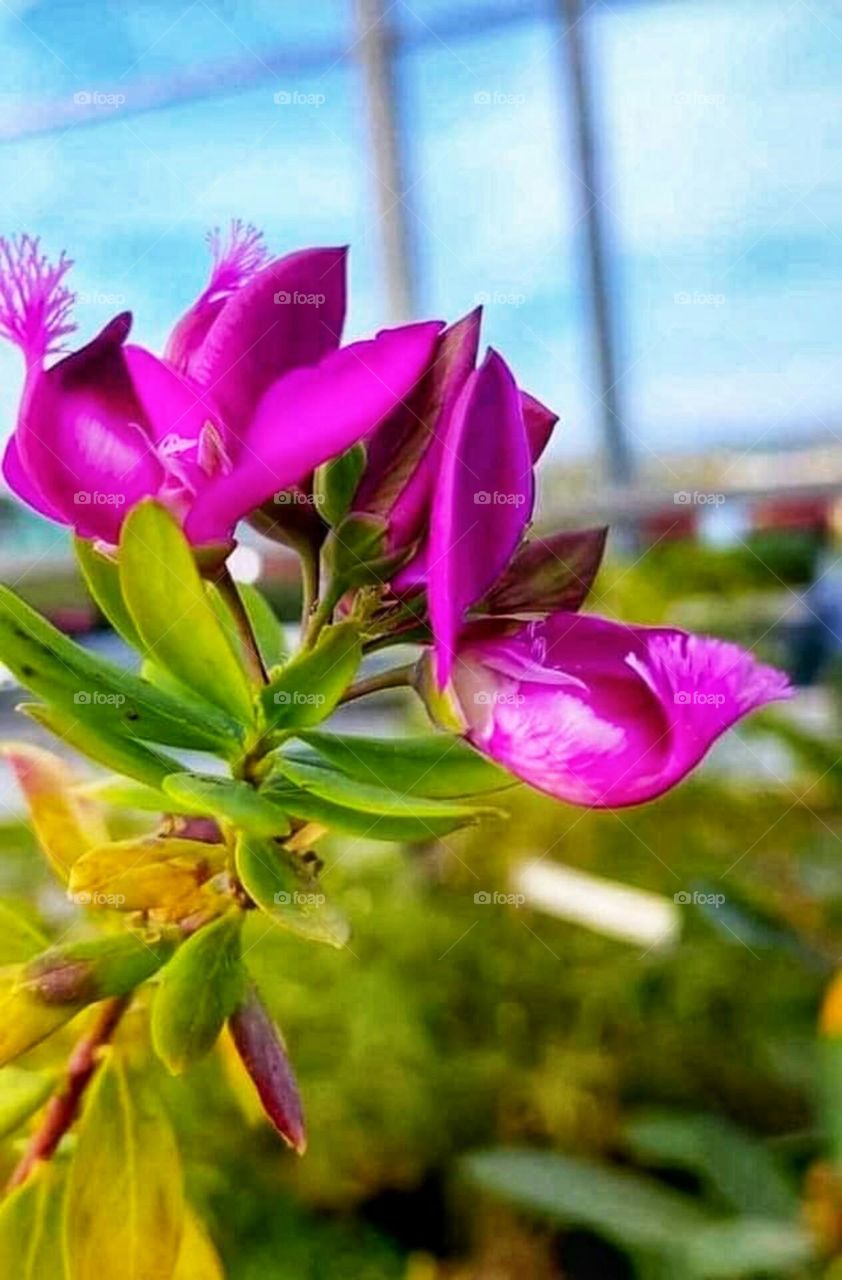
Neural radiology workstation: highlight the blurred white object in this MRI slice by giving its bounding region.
[227,544,262,585]
[513,858,680,950]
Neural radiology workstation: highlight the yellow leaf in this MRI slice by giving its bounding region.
[174,1211,225,1279]
[821,972,842,1037]
[69,836,226,921]
[0,978,81,1067]
[65,1048,184,1279]
[1,743,107,880]
[0,1161,67,1279]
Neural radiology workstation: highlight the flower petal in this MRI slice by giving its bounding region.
[355,308,481,554]
[521,390,558,462]
[451,613,791,808]
[165,221,269,374]
[183,246,348,438]
[428,349,534,688]
[15,313,163,541]
[185,320,443,544]
[2,433,67,523]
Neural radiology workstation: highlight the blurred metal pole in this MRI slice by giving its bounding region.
[354,0,418,323]
[555,0,635,490]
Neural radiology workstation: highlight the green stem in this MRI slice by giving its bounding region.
[299,545,320,634]
[340,663,416,705]
[303,585,340,650]
[216,564,268,685]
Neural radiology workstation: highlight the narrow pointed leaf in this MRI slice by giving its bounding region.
[235,833,350,948]
[65,1050,185,1280]
[0,985,82,1066]
[266,755,498,841]
[0,1066,54,1137]
[0,902,48,964]
[21,703,185,791]
[152,912,244,1074]
[69,836,226,920]
[120,500,254,723]
[482,527,608,616]
[162,773,290,838]
[313,442,366,527]
[1,742,107,880]
[0,1162,67,1280]
[74,536,142,649]
[78,776,195,814]
[173,1212,225,1280]
[261,622,361,731]
[21,932,175,1005]
[0,586,242,753]
[293,729,512,798]
[228,985,306,1153]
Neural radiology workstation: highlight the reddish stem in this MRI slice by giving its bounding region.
[6,996,129,1191]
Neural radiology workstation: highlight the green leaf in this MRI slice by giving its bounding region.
[173,1211,225,1279]
[69,836,226,921]
[261,622,362,732]
[0,741,107,881]
[322,513,396,587]
[0,985,81,1066]
[623,1108,798,1219]
[74,536,142,649]
[267,755,496,841]
[0,1066,53,1137]
[119,500,255,723]
[463,1149,709,1255]
[78,776,195,814]
[238,583,288,670]
[313,442,366,527]
[152,912,244,1073]
[65,1049,184,1280]
[0,1162,68,1279]
[293,729,513,798]
[162,772,290,837]
[0,585,242,755]
[683,1218,812,1278]
[0,902,49,964]
[236,833,350,948]
[21,703,185,791]
[20,932,175,1005]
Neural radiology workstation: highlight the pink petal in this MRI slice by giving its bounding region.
[183,246,348,439]
[428,349,534,688]
[2,432,66,524]
[521,390,558,462]
[186,320,443,545]
[15,313,163,541]
[165,221,269,374]
[452,613,792,808]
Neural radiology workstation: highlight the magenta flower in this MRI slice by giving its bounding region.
[354,311,557,679]
[0,228,442,545]
[441,612,791,807]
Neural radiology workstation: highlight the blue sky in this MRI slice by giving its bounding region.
[0,0,841,476]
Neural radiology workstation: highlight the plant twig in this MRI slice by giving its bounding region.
[7,996,129,1191]
[215,564,269,685]
[340,663,416,704]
